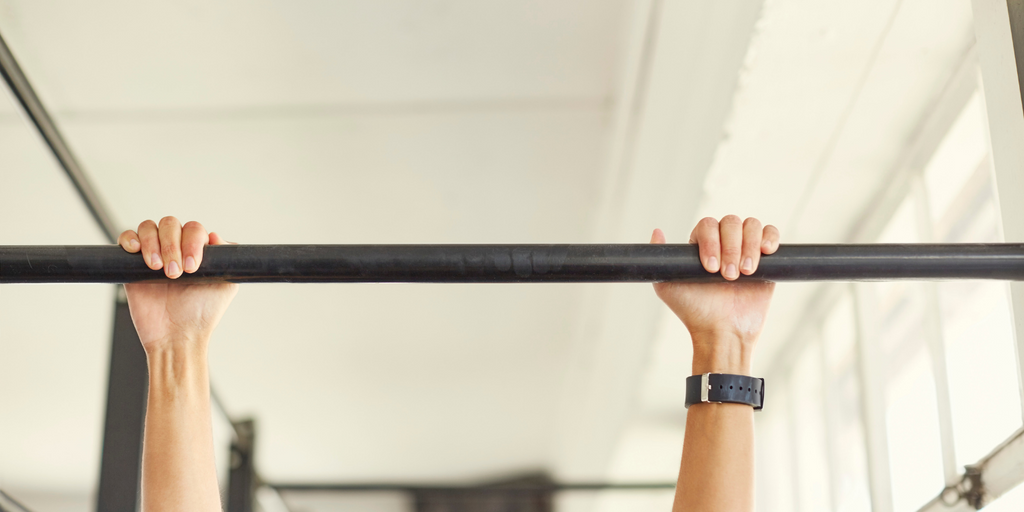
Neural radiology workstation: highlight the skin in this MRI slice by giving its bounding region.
[653,215,780,512]
[118,217,237,512]
[119,214,777,512]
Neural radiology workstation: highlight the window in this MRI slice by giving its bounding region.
[755,81,1024,512]
[821,295,871,512]
[925,92,1022,467]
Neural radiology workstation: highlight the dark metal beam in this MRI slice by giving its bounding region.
[96,297,148,512]
[413,474,555,512]
[270,482,677,493]
[227,419,257,512]
[2,244,1024,284]
[271,475,674,512]
[0,32,118,243]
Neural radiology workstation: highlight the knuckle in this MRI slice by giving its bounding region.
[183,220,204,231]
[162,243,180,255]
[138,220,157,231]
[700,244,721,256]
[721,245,741,257]
[699,217,718,230]
[743,217,762,229]
[720,214,742,225]
[159,216,180,228]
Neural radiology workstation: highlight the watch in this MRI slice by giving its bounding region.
[684,373,765,410]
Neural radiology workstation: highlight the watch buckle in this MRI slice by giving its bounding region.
[700,373,710,403]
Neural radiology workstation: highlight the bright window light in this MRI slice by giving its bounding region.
[874,194,946,512]
[924,87,1022,467]
[923,92,989,225]
[940,278,1021,466]
[821,295,871,512]
[755,383,796,511]
[792,340,833,511]
[885,347,944,512]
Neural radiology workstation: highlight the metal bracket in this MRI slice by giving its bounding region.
[961,465,985,509]
[937,464,987,507]
[935,465,985,509]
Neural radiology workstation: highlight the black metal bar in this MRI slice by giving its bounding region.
[0,31,118,242]
[269,482,676,493]
[96,298,148,512]
[2,244,1024,284]
[227,420,257,512]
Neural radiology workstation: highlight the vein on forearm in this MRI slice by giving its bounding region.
[141,342,221,512]
[147,344,209,397]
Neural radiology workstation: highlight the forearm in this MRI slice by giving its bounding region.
[673,336,756,512]
[142,343,222,512]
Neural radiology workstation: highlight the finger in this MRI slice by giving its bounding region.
[689,217,721,273]
[137,220,162,270]
[740,218,764,275]
[181,221,209,273]
[117,230,141,253]
[209,232,237,245]
[718,215,743,280]
[158,216,183,278]
[762,224,781,254]
[650,228,666,244]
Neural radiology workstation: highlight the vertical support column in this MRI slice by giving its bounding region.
[817,324,844,512]
[96,294,148,512]
[972,0,1024,418]
[227,419,257,512]
[913,179,960,484]
[784,371,805,512]
[413,475,554,512]
[852,283,894,512]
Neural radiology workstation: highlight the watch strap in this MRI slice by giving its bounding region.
[684,373,764,410]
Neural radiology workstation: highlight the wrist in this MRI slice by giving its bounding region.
[145,339,210,394]
[690,332,755,375]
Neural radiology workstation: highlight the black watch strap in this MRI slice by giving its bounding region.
[684,373,765,410]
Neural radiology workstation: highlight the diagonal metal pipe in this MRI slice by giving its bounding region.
[0,32,118,243]
[0,29,251,505]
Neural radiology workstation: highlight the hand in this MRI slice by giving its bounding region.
[117,217,238,353]
[651,215,779,374]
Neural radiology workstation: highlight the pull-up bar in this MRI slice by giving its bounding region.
[2,244,1023,284]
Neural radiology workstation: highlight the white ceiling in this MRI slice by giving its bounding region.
[0,0,628,495]
[0,0,987,508]
[0,0,622,110]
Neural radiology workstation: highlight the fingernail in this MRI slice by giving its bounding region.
[184,256,196,272]
[168,260,180,277]
[152,253,163,267]
[128,239,139,250]
[708,256,719,271]
[726,264,738,279]
[742,257,753,273]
